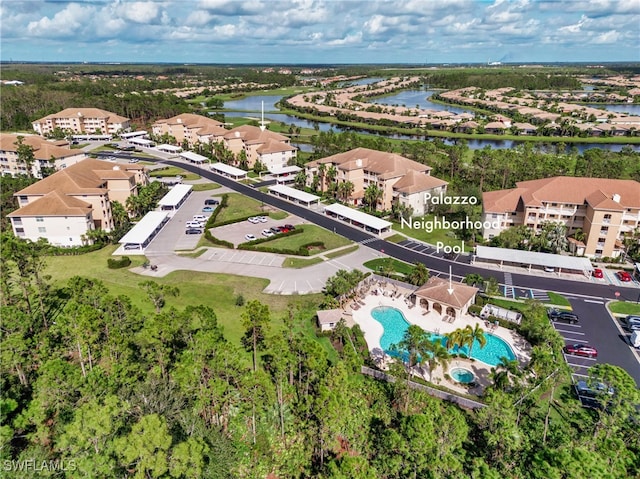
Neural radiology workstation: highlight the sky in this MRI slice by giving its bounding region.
[1,0,639,64]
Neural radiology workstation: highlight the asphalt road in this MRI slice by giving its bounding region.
[124,154,640,384]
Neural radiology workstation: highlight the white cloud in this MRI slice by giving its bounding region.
[27,3,94,38]
[592,30,621,44]
[117,1,161,24]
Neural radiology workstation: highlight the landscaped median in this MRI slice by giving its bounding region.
[238,224,352,256]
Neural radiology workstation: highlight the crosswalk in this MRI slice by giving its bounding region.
[359,237,378,245]
[503,272,515,299]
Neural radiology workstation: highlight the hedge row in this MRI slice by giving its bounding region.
[206,194,229,228]
[214,214,256,228]
[239,237,325,256]
[240,227,303,246]
[107,256,132,269]
[49,243,105,256]
[204,230,234,249]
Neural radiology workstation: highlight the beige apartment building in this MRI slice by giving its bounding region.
[482,176,640,258]
[223,125,296,170]
[8,158,148,247]
[0,134,87,177]
[305,147,447,215]
[151,113,228,147]
[32,108,130,136]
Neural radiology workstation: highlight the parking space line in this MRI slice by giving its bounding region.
[583,299,604,304]
[555,329,585,335]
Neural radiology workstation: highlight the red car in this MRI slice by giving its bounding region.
[592,268,603,279]
[564,344,598,358]
[616,271,632,282]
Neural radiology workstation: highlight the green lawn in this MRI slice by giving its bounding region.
[608,301,640,315]
[261,225,352,253]
[191,182,221,191]
[363,257,414,276]
[392,215,473,250]
[546,292,571,307]
[325,245,359,259]
[385,233,407,244]
[269,211,289,220]
[283,257,324,268]
[43,245,323,345]
[148,166,200,181]
[214,193,267,225]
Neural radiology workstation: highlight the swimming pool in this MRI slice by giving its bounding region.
[450,367,475,384]
[370,306,516,367]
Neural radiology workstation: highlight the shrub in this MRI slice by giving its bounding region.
[107,256,132,269]
[235,294,245,306]
[468,304,482,316]
[204,230,234,248]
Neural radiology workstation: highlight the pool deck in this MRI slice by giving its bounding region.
[348,292,532,396]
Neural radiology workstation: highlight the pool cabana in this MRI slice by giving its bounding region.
[412,277,479,321]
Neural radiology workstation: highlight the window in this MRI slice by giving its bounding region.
[36,217,44,222]
[38,227,46,233]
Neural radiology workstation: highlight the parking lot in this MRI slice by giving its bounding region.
[210,215,306,247]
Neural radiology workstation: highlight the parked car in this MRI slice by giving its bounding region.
[185,228,203,235]
[193,215,207,222]
[547,308,579,324]
[128,158,139,163]
[270,226,281,234]
[279,225,291,233]
[616,271,633,282]
[622,315,640,331]
[185,221,204,228]
[592,268,604,278]
[204,198,219,205]
[262,229,274,237]
[248,217,260,224]
[544,266,555,273]
[202,206,214,213]
[283,224,295,230]
[258,216,268,223]
[575,380,615,409]
[564,344,598,358]
[123,244,140,250]
[245,234,256,241]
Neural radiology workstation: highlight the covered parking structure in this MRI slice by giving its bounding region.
[121,131,149,140]
[118,211,169,252]
[209,162,247,180]
[268,184,320,207]
[269,165,301,183]
[180,151,208,164]
[128,137,155,148]
[323,203,392,235]
[156,144,182,154]
[158,184,193,211]
[473,245,594,277]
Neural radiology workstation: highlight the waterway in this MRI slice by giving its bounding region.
[585,103,640,116]
[215,92,639,153]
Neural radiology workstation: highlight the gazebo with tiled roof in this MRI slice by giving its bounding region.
[413,277,479,320]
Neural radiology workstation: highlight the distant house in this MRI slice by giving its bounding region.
[316,309,345,332]
[223,125,297,170]
[32,108,130,136]
[0,133,86,178]
[152,113,227,147]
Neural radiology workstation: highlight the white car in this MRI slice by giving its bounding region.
[262,229,274,237]
[193,215,207,222]
[248,217,260,224]
[258,216,268,223]
[245,234,256,241]
[185,220,204,228]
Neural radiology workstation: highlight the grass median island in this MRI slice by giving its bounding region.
[43,244,324,345]
[608,301,640,315]
[191,182,221,191]
[546,292,571,307]
[283,257,324,268]
[213,192,267,225]
[148,166,200,181]
[363,257,413,276]
[258,224,351,253]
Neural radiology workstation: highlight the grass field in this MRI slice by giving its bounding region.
[608,301,640,315]
[214,193,279,225]
[148,166,200,181]
[191,183,221,191]
[283,257,324,268]
[363,257,414,276]
[43,245,325,346]
[262,225,352,253]
[546,292,572,307]
[325,245,359,259]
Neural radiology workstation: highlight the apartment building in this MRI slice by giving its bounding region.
[151,113,227,147]
[305,147,447,215]
[0,134,86,177]
[482,176,640,258]
[223,125,296,170]
[32,108,130,136]
[8,158,148,247]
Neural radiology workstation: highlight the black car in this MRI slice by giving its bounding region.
[185,228,203,235]
[204,199,220,205]
[283,224,295,230]
[547,308,579,324]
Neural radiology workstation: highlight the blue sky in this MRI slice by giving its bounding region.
[1,0,639,64]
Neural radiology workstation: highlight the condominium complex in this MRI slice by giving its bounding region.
[8,158,148,247]
[305,147,447,216]
[32,108,130,136]
[151,113,228,147]
[482,176,640,258]
[0,134,86,177]
[223,125,297,171]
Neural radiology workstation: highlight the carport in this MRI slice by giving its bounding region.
[323,203,392,235]
[269,165,301,184]
[473,246,594,276]
[118,211,169,251]
[209,162,247,180]
[158,184,193,211]
[157,144,182,154]
[268,184,320,207]
[180,151,208,164]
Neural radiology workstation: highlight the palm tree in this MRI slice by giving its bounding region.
[391,324,429,383]
[294,170,307,189]
[317,163,327,191]
[423,339,450,382]
[467,323,487,359]
[490,357,521,391]
[539,221,568,254]
[338,181,354,203]
[326,165,338,194]
[407,262,429,286]
[364,184,383,213]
